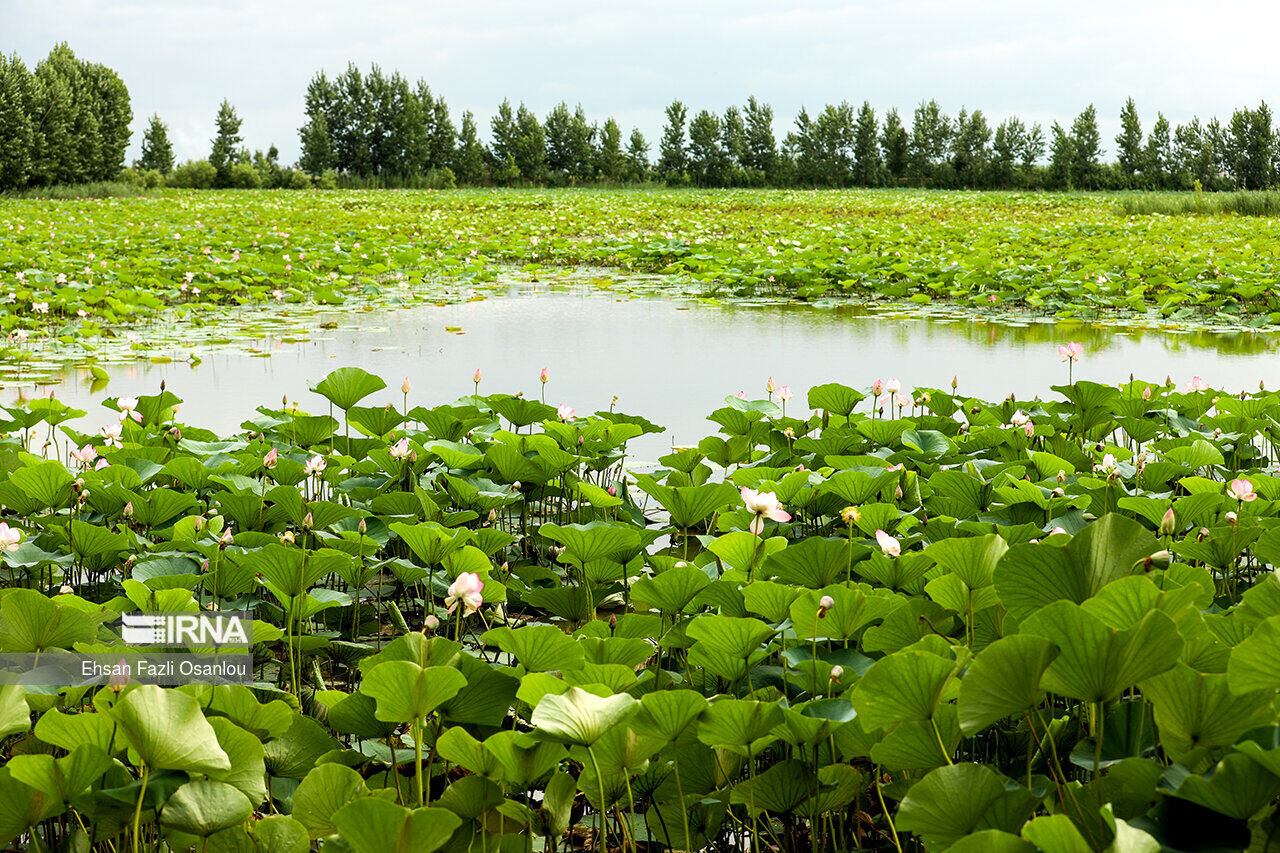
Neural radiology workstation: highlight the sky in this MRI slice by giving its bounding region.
[5,0,1280,166]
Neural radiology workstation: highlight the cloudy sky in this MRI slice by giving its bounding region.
[6,0,1278,165]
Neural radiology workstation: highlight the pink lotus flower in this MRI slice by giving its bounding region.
[736,390,748,400]
[389,437,412,459]
[117,397,143,423]
[875,529,901,557]
[70,444,97,467]
[1010,410,1030,427]
[1058,342,1083,362]
[1229,478,1257,502]
[263,448,278,469]
[557,404,576,421]
[1187,376,1209,391]
[0,522,22,552]
[304,454,326,475]
[740,486,791,534]
[94,457,110,470]
[885,379,901,395]
[446,571,485,615]
[778,385,793,403]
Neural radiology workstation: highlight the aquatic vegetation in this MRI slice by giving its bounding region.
[6,188,1280,366]
[2,366,1280,850]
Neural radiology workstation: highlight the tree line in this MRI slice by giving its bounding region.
[5,49,1280,193]
[293,64,1280,192]
[0,44,131,191]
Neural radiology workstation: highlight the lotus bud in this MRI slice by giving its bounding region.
[401,377,412,394]
[894,485,903,499]
[608,613,617,631]
[1262,380,1267,391]
[1057,470,1067,483]
[193,516,205,532]
[358,517,367,535]
[220,529,234,549]
[122,501,133,518]
[1148,550,1172,570]
[1160,507,1176,536]
[201,560,209,572]
[473,368,482,384]
[1226,511,1238,525]
[830,665,844,682]
[488,508,498,523]
[302,511,313,531]
[423,614,440,632]
[577,434,585,447]
[607,485,617,497]
[1142,386,1151,401]
[160,379,166,391]
[1049,526,1067,536]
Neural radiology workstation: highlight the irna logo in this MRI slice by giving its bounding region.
[120,612,252,647]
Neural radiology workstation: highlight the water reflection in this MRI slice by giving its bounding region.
[17,290,1280,463]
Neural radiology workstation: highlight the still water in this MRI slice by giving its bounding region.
[20,288,1280,463]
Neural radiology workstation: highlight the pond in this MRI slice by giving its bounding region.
[17,280,1280,462]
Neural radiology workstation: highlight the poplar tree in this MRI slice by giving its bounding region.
[137,114,174,174]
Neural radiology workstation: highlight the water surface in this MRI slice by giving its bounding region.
[20,288,1280,462]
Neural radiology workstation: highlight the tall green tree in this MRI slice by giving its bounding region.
[1069,104,1102,189]
[880,108,909,182]
[1115,97,1143,183]
[298,71,336,175]
[0,54,36,189]
[658,100,688,180]
[209,99,243,187]
[489,99,517,173]
[137,114,174,174]
[1143,113,1172,189]
[742,96,776,179]
[453,111,486,184]
[951,108,991,187]
[688,109,726,186]
[1048,121,1074,189]
[626,128,649,182]
[992,117,1026,188]
[512,103,545,182]
[721,105,747,177]
[907,100,950,185]
[595,117,625,182]
[852,102,882,186]
[1228,103,1272,189]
